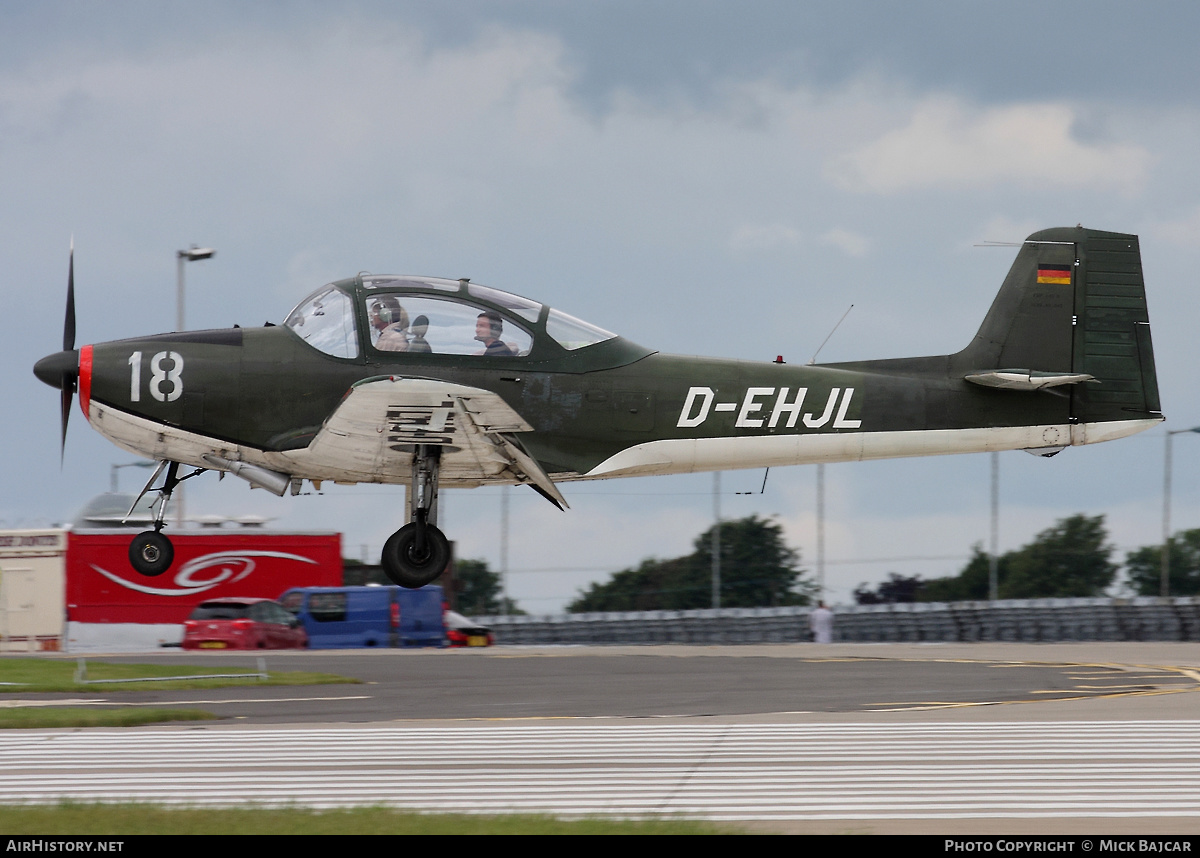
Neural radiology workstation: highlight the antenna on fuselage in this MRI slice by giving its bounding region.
[735,468,770,495]
[806,304,854,366]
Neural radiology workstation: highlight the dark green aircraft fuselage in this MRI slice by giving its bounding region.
[39,227,1162,499]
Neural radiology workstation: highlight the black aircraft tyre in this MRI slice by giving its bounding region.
[128,531,175,577]
[382,522,449,588]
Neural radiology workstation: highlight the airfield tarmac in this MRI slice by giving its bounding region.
[47,641,1200,723]
[6,642,1200,834]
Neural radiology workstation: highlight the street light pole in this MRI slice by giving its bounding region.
[816,462,825,601]
[500,485,510,617]
[174,245,215,529]
[989,452,999,601]
[176,245,215,332]
[1162,426,1200,597]
[711,471,721,609]
[110,460,154,493]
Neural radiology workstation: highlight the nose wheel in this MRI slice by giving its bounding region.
[382,445,449,588]
[129,530,174,576]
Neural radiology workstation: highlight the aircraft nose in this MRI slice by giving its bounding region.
[34,349,79,389]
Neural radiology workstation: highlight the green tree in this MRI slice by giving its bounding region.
[453,558,523,615]
[919,546,997,602]
[1002,514,1116,598]
[918,514,1116,601]
[692,516,811,607]
[854,573,926,604]
[568,515,812,612]
[567,555,699,612]
[1125,528,1200,596]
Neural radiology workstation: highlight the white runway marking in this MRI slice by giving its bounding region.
[4,721,1200,821]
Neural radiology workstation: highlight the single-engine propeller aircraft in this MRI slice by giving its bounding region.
[35,227,1162,588]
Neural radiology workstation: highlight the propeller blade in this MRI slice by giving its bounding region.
[59,380,73,464]
[56,239,78,464]
[63,242,76,352]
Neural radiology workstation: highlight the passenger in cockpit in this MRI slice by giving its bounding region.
[371,297,410,351]
[409,315,432,353]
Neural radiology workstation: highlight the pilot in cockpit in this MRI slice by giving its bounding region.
[370,297,410,351]
[475,311,516,357]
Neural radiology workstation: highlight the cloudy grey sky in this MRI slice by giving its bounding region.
[6,1,1200,612]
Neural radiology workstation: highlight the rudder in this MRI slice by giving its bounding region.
[1071,228,1161,421]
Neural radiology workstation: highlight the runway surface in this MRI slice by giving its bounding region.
[5,643,1200,833]
[44,642,1200,722]
[5,721,1200,829]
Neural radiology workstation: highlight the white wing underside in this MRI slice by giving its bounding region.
[276,376,567,504]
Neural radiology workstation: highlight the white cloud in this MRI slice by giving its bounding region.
[729,222,803,251]
[819,228,869,256]
[1148,206,1200,249]
[826,98,1150,194]
[728,225,868,256]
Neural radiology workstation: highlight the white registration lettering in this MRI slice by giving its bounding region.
[735,387,775,428]
[803,388,840,428]
[768,387,807,428]
[678,384,861,430]
[833,387,861,428]
[676,387,714,427]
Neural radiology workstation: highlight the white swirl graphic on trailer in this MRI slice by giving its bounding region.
[89,551,319,597]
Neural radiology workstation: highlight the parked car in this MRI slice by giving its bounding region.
[182,597,308,650]
[444,610,494,647]
[279,585,445,648]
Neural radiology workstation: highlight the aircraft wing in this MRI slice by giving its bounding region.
[293,376,567,506]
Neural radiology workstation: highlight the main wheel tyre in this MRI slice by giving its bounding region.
[382,522,450,588]
[129,531,174,577]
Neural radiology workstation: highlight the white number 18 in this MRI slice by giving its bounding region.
[128,351,184,402]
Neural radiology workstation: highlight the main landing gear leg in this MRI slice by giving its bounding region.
[382,445,450,589]
[128,461,202,577]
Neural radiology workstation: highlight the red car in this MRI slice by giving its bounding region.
[182,597,308,650]
[444,610,494,647]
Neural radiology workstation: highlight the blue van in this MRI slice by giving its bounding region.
[279,585,445,649]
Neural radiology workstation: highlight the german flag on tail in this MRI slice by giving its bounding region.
[1036,264,1072,284]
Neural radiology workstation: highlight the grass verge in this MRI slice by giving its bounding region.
[0,803,741,835]
[0,707,218,729]
[0,656,356,693]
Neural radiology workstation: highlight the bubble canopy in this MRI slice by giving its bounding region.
[284,275,621,361]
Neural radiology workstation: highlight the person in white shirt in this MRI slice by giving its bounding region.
[809,601,833,643]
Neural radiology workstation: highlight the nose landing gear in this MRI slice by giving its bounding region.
[127,460,204,577]
[382,445,450,589]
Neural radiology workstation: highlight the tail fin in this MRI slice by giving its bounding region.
[952,226,1162,422]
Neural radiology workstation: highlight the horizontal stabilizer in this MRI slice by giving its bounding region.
[964,369,1095,392]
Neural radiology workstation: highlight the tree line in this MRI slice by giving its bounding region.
[854,513,1200,604]
[450,512,1200,616]
[567,515,813,612]
[451,515,812,615]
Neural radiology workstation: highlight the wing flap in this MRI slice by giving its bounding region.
[453,396,569,509]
